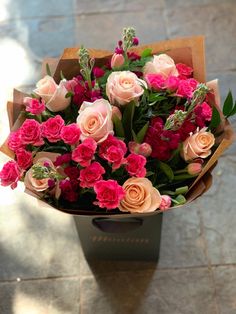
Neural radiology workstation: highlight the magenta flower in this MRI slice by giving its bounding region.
[94,180,125,209]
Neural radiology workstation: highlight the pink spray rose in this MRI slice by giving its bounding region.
[144,54,178,78]
[106,71,146,105]
[118,177,161,213]
[166,75,179,92]
[20,119,44,146]
[111,53,125,69]
[0,160,22,189]
[145,73,165,91]
[128,142,152,157]
[125,153,146,177]
[99,135,127,170]
[16,149,33,170]
[182,128,215,161]
[79,162,105,188]
[24,97,45,115]
[8,130,25,152]
[34,75,70,112]
[187,162,202,175]
[41,115,64,143]
[159,195,172,211]
[72,138,97,167]
[176,63,193,78]
[176,78,198,98]
[60,123,81,145]
[94,180,125,209]
[77,99,113,143]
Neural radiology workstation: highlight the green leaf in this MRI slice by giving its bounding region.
[141,48,152,58]
[146,171,155,177]
[175,186,188,195]
[46,63,52,76]
[132,130,138,142]
[228,101,236,117]
[173,194,186,205]
[122,101,135,141]
[113,115,125,138]
[60,70,65,80]
[223,90,233,117]
[208,106,221,129]
[159,161,174,181]
[136,122,149,143]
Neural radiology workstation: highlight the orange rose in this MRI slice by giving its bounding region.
[118,177,161,213]
[182,128,215,161]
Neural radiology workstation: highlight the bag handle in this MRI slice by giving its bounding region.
[92,217,143,233]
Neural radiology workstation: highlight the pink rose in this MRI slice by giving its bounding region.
[176,63,193,78]
[77,99,113,143]
[112,106,122,120]
[72,138,97,167]
[128,142,152,157]
[194,102,212,122]
[106,71,146,105]
[24,97,45,115]
[60,123,81,145]
[145,73,165,91]
[0,160,22,189]
[8,130,25,152]
[34,75,70,112]
[20,119,44,146]
[187,162,202,175]
[166,75,179,91]
[64,78,78,92]
[144,54,178,78]
[111,53,125,69]
[79,162,105,188]
[125,153,146,177]
[118,177,161,213]
[16,149,33,170]
[176,79,198,98]
[41,115,64,143]
[94,180,125,209]
[182,128,215,161]
[24,156,57,193]
[99,135,127,170]
[159,195,172,211]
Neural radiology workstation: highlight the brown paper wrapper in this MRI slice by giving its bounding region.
[0,36,234,216]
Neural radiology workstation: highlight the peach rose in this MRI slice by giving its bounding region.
[111,53,125,69]
[106,71,146,105]
[24,152,60,193]
[182,128,215,161]
[118,177,161,213]
[143,54,178,78]
[77,98,113,143]
[34,75,70,112]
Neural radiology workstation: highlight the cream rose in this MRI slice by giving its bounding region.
[118,177,162,213]
[182,128,215,161]
[143,54,178,78]
[111,53,125,69]
[24,152,60,193]
[106,71,146,105]
[34,75,70,112]
[77,98,113,143]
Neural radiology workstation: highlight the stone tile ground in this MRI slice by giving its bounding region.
[0,0,236,313]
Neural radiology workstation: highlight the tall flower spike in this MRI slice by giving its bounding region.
[187,83,210,113]
[78,46,93,90]
[164,110,188,130]
[122,27,136,52]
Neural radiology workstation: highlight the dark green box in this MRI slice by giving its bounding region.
[73,212,163,261]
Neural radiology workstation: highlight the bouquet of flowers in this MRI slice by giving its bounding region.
[0,27,235,215]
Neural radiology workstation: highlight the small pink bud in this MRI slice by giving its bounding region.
[112,106,122,121]
[159,195,172,211]
[187,162,202,175]
[138,143,152,157]
[128,142,140,154]
[133,37,139,46]
[111,53,125,69]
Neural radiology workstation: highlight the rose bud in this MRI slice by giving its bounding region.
[111,53,125,69]
[112,106,122,121]
[159,195,172,211]
[128,141,140,154]
[187,162,202,175]
[139,143,152,157]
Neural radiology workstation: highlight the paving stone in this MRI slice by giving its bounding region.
[81,268,216,314]
[75,0,164,14]
[195,156,236,265]
[213,266,236,314]
[75,10,167,50]
[0,181,80,280]
[0,0,75,21]
[0,278,80,314]
[165,3,236,73]
[164,0,235,9]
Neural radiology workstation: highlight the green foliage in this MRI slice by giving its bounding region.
[223,90,236,118]
[136,122,149,143]
[141,48,152,58]
[46,63,52,76]
[208,106,221,129]
[113,115,125,138]
[122,101,135,141]
[159,161,174,181]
